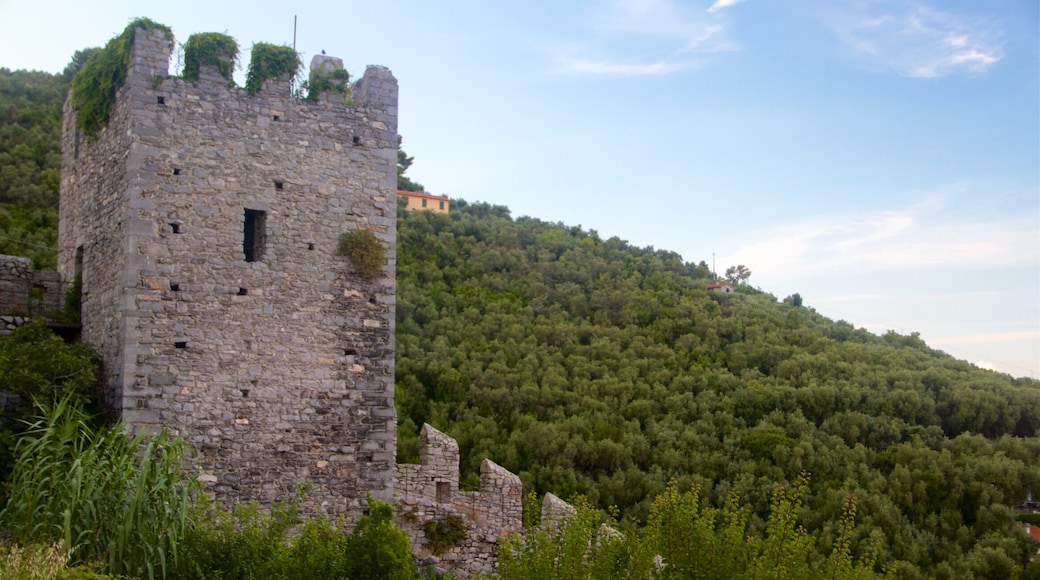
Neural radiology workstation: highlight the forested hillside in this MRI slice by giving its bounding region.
[394,201,1040,577]
[0,68,64,268]
[0,65,1038,577]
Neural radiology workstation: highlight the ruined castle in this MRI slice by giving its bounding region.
[22,23,522,576]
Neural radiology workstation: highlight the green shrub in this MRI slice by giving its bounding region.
[244,43,300,94]
[70,18,172,138]
[175,495,301,579]
[304,68,351,103]
[424,515,467,555]
[0,397,197,579]
[342,497,417,580]
[176,494,417,579]
[182,32,238,84]
[0,320,99,487]
[337,229,385,279]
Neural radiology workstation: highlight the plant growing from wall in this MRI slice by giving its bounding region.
[303,68,351,103]
[424,515,467,555]
[182,32,238,85]
[70,18,172,138]
[337,229,384,279]
[245,43,300,94]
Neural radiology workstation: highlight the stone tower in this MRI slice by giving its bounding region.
[58,25,399,517]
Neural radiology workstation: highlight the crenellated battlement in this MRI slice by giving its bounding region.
[395,424,523,577]
[59,22,399,520]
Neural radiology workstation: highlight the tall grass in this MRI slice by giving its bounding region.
[0,397,197,579]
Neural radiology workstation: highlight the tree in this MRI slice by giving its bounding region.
[724,264,751,285]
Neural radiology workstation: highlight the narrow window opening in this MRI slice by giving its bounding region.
[307,242,315,251]
[174,341,188,349]
[344,348,357,356]
[170,223,181,234]
[436,481,451,503]
[173,168,181,175]
[274,180,284,190]
[74,246,84,278]
[240,389,250,397]
[273,115,280,121]
[243,209,266,262]
[421,198,427,208]
[237,287,248,296]
[439,201,445,210]
[352,135,361,145]
[170,283,180,291]
[157,96,165,105]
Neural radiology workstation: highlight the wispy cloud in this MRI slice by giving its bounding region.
[929,330,1040,346]
[719,186,1039,283]
[827,1,1004,78]
[707,0,745,15]
[551,0,736,76]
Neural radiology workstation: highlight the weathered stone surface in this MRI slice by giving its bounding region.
[394,424,523,578]
[0,255,65,330]
[58,25,398,521]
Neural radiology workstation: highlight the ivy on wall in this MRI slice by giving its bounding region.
[182,32,239,85]
[245,43,300,95]
[70,18,172,138]
[304,68,352,104]
[337,229,384,279]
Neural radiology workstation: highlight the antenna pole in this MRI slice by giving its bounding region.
[291,15,298,94]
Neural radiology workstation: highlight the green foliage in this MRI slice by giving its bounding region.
[424,515,467,555]
[497,478,882,579]
[342,497,417,580]
[182,32,239,84]
[244,43,300,94]
[70,18,172,138]
[0,69,64,208]
[176,494,417,579]
[303,67,351,103]
[175,495,301,578]
[0,204,58,268]
[395,201,1040,575]
[0,542,69,579]
[0,321,99,486]
[0,396,197,579]
[1017,513,1040,525]
[61,273,82,323]
[338,228,385,279]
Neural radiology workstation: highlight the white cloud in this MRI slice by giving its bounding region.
[719,187,1040,283]
[828,1,1004,78]
[974,360,1000,372]
[553,58,689,76]
[550,0,736,76]
[928,331,1040,347]
[707,0,744,15]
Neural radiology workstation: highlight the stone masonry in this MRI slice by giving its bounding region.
[58,25,399,518]
[395,424,523,577]
[0,254,63,328]
[49,22,532,573]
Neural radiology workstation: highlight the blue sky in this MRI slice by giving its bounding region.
[2,0,1037,377]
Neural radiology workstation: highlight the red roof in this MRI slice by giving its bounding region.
[706,281,732,289]
[397,190,448,201]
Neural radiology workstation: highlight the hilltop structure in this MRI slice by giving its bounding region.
[42,22,526,576]
[398,189,450,213]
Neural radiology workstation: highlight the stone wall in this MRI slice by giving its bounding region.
[59,25,399,519]
[0,254,64,325]
[395,424,523,578]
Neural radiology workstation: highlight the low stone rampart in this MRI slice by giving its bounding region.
[394,423,522,578]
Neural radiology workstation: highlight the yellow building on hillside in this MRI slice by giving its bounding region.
[397,190,450,213]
